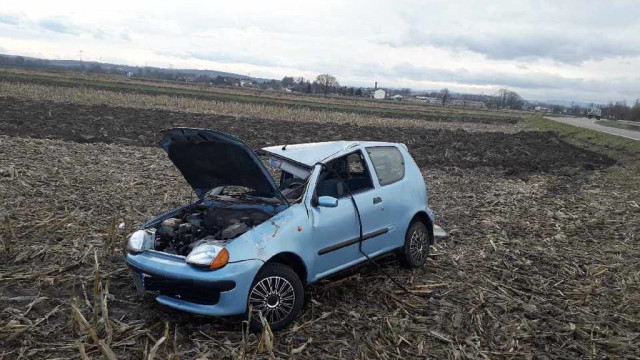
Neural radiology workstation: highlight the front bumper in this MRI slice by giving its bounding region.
[126,251,263,316]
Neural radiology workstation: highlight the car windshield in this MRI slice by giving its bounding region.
[260,154,311,202]
[202,154,311,204]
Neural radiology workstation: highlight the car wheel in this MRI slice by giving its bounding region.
[248,263,304,332]
[400,221,431,268]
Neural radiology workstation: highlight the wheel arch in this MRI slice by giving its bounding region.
[265,252,308,285]
[410,211,434,244]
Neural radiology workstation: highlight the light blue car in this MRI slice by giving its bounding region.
[126,128,437,330]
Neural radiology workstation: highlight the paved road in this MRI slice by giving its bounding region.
[545,117,640,140]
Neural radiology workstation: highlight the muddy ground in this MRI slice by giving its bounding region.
[0,96,638,359]
[0,97,613,175]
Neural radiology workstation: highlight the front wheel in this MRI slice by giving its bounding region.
[399,221,431,268]
[248,263,304,332]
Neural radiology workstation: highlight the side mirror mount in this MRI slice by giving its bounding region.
[317,196,338,208]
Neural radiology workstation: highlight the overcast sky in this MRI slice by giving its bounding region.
[1,0,639,103]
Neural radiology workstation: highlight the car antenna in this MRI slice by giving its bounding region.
[315,162,432,302]
[282,144,288,150]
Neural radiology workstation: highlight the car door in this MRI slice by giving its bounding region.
[361,145,409,255]
[307,150,383,280]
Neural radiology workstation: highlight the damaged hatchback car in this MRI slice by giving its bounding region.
[126,128,440,330]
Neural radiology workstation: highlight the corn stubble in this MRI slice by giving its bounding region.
[0,76,638,359]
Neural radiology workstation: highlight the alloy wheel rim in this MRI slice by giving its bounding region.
[409,228,428,264]
[249,276,296,324]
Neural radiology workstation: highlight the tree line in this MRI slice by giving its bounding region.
[600,100,640,121]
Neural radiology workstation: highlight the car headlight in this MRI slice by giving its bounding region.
[127,229,155,253]
[186,243,229,270]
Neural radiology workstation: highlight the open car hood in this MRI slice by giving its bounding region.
[159,128,285,201]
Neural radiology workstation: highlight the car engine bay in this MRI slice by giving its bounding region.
[153,204,273,256]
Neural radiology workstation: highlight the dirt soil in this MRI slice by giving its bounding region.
[0,96,638,359]
[0,97,613,175]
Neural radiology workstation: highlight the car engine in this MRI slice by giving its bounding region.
[153,205,271,256]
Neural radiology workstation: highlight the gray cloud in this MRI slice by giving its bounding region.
[37,18,79,35]
[92,29,107,39]
[2,1,639,103]
[186,51,280,67]
[94,29,132,42]
[389,63,585,89]
[385,1,640,64]
[0,13,21,25]
[441,34,634,64]
[386,30,640,64]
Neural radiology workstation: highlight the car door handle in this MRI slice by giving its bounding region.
[373,197,382,204]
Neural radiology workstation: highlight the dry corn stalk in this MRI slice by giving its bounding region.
[92,250,102,329]
[106,217,117,255]
[3,215,15,254]
[70,303,117,360]
[147,323,169,360]
[257,311,275,359]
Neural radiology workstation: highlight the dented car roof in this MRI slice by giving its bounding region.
[261,140,403,167]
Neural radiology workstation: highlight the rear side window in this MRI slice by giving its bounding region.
[366,146,405,186]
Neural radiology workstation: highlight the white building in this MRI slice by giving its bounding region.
[372,89,386,100]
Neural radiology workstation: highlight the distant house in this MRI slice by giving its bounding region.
[391,94,403,101]
[126,71,134,77]
[372,89,386,100]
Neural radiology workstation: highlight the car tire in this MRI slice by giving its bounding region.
[596,116,601,120]
[399,221,431,268]
[247,263,304,332]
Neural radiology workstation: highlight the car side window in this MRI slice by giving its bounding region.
[316,151,373,198]
[366,146,405,186]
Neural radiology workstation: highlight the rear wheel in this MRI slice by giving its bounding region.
[596,116,601,120]
[399,221,431,268]
[248,263,304,332]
